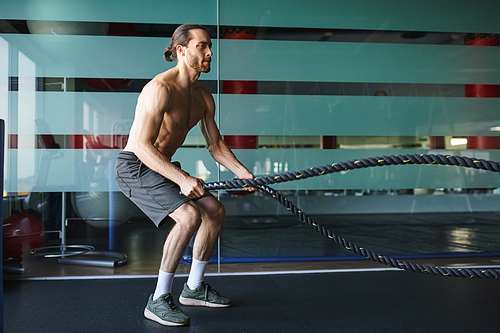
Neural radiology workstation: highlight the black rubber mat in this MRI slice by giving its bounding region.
[219,212,500,260]
[4,270,500,332]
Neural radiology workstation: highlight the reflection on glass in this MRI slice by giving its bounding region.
[0,37,9,191]
[17,51,36,193]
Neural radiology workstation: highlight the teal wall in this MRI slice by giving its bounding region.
[1,0,499,194]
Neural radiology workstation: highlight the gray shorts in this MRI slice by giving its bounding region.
[114,151,213,227]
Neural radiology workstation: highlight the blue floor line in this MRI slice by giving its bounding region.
[180,251,500,264]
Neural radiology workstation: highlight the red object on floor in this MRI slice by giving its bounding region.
[3,213,45,259]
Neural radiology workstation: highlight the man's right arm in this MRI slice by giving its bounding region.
[127,81,205,198]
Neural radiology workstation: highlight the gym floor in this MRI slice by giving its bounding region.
[3,212,500,332]
[4,270,500,332]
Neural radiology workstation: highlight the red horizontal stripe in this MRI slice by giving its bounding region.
[8,134,129,149]
[8,134,263,150]
[9,134,17,149]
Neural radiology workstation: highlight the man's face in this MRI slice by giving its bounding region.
[185,29,212,73]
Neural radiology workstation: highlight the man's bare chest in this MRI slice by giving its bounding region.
[165,96,206,130]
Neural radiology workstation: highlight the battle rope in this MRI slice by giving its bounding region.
[203,154,500,278]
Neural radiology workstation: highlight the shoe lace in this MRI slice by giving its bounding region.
[203,283,220,301]
[162,294,180,311]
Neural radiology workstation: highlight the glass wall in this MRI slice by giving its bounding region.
[1,0,500,271]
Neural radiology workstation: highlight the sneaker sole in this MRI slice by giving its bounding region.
[179,296,232,308]
[144,308,190,326]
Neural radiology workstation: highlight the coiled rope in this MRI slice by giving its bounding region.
[203,154,500,278]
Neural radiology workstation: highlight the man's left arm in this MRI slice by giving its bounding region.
[199,93,256,189]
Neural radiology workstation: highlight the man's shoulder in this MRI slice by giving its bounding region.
[141,75,175,97]
[136,75,175,108]
[151,71,175,88]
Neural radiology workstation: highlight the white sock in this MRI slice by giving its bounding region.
[187,259,208,290]
[153,270,175,300]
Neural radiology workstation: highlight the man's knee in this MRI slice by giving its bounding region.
[203,200,226,232]
[212,200,226,221]
[201,198,225,222]
[172,202,202,232]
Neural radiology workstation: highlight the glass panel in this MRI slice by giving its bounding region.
[17,146,500,192]
[220,95,500,136]
[34,92,209,136]
[5,148,219,193]
[219,148,500,190]
[3,0,217,25]
[0,37,8,119]
[220,0,500,33]
[1,1,220,278]
[2,35,218,80]
[35,92,138,135]
[220,40,500,83]
[217,1,500,264]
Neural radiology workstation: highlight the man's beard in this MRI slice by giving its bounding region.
[187,51,211,73]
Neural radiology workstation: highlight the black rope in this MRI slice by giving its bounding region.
[203,154,500,278]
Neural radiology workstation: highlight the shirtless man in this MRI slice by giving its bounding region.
[114,24,255,326]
